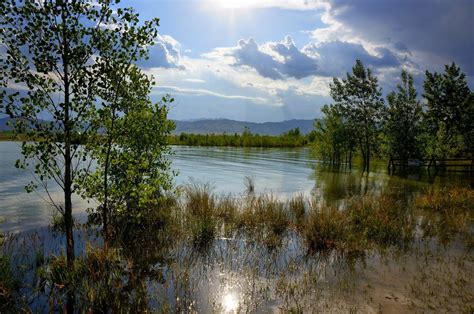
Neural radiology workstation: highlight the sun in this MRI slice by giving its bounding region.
[212,0,264,10]
[222,292,239,312]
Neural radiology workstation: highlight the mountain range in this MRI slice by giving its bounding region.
[0,117,316,136]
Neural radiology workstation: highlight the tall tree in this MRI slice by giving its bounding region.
[329,60,384,171]
[423,63,474,156]
[384,70,423,163]
[0,0,161,266]
[82,70,175,238]
[313,104,356,166]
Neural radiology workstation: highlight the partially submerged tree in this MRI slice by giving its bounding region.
[423,63,474,156]
[313,105,356,166]
[82,68,175,239]
[384,70,423,163]
[0,0,169,264]
[329,60,384,171]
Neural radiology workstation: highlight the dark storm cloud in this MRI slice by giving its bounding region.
[304,40,400,76]
[326,0,474,75]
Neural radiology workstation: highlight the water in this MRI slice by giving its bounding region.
[1,141,472,312]
[0,141,470,233]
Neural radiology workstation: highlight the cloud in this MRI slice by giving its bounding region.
[232,38,284,80]
[208,37,320,80]
[304,40,400,76]
[269,36,319,79]
[207,36,404,81]
[315,0,474,75]
[152,85,270,105]
[138,34,184,69]
[200,0,327,11]
[184,78,206,83]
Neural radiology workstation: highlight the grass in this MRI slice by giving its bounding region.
[303,206,348,251]
[0,254,19,312]
[1,184,472,311]
[167,182,421,253]
[415,187,473,244]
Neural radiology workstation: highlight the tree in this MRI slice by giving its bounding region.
[83,86,175,237]
[313,105,356,166]
[71,9,166,246]
[329,60,385,171]
[0,0,162,266]
[384,70,423,163]
[423,63,474,156]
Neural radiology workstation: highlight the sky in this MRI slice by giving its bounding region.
[62,1,474,122]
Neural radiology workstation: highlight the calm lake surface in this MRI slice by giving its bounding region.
[1,141,473,312]
[0,141,470,233]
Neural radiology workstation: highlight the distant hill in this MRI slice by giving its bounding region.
[0,117,316,135]
[173,119,315,135]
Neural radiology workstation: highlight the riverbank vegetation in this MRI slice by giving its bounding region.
[1,183,472,311]
[168,127,311,147]
[313,62,473,169]
[0,127,314,148]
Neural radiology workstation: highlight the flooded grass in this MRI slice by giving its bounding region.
[1,184,473,312]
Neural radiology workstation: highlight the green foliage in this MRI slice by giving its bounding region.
[313,61,472,165]
[170,128,309,147]
[0,0,174,251]
[328,60,385,169]
[312,105,356,164]
[0,0,120,265]
[423,63,473,157]
[384,70,423,161]
[82,94,175,228]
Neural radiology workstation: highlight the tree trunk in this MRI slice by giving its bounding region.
[61,4,76,311]
[62,25,75,269]
[349,150,352,170]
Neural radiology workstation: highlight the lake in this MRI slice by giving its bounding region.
[0,141,470,233]
[1,141,472,312]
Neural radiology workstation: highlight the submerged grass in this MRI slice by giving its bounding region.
[178,183,464,252]
[0,254,18,312]
[1,183,472,312]
[416,187,473,245]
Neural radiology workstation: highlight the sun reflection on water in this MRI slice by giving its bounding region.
[222,291,239,312]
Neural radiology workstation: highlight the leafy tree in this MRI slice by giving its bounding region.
[384,70,423,162]
[330,60,384,171]
[69,8,168,245]
[313,105,356,166]
[423,63,474,156]
[83,88,175,237]
[0,0,164,265]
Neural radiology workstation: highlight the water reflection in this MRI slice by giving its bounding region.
[1,141,471,234]
[221,290,239,312]
[311,162,471,207]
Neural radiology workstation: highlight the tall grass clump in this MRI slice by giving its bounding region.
[0,254,19,312]
[302,193,415,252]
[303,207,348,251]
[347,194,415,248]
[289,193,306,225]
[238,194,290,248]
[415,187,473,244]
[244,176,255,195]
[183,183,218,247]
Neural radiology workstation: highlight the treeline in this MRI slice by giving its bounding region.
[169,127,313,147]
[313,61,473,170]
